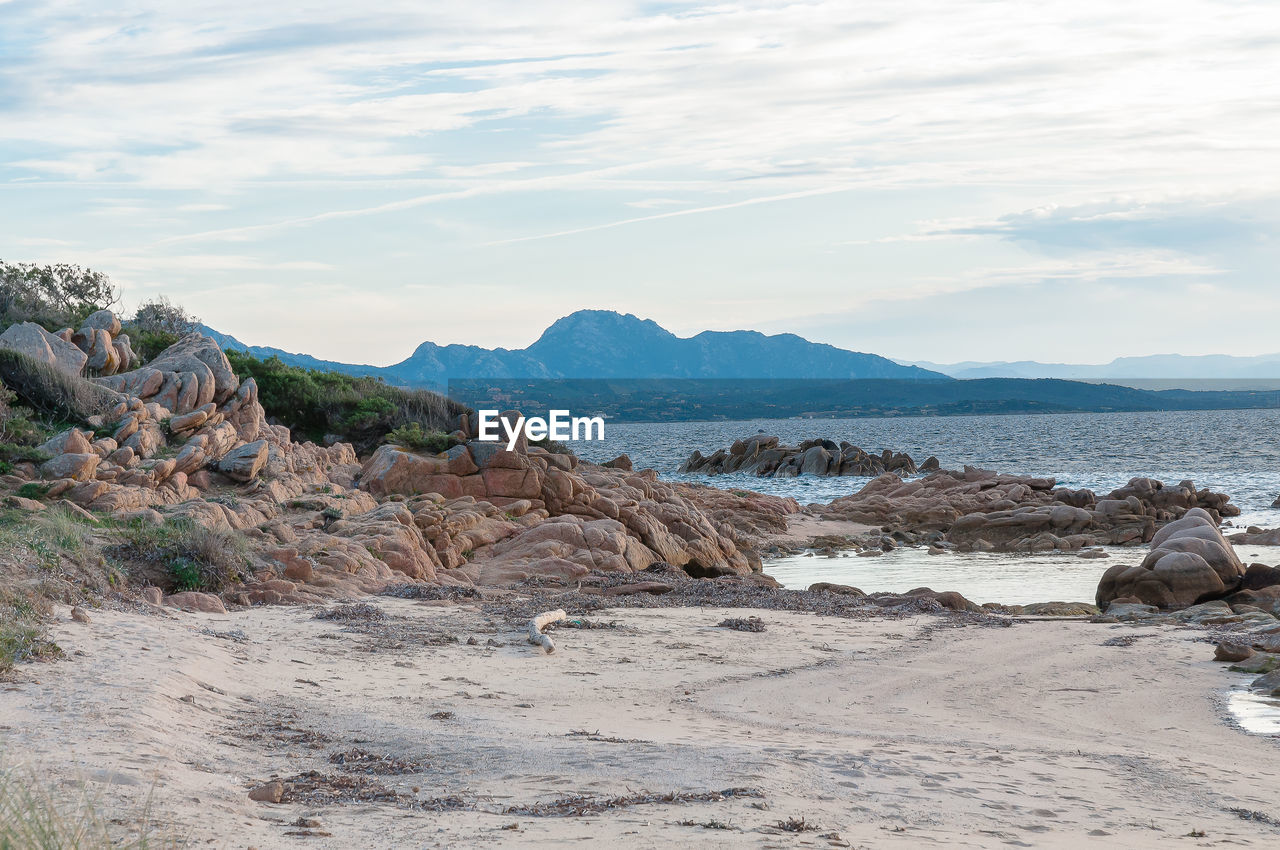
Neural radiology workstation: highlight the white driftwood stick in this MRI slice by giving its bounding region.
[527,609,568,653]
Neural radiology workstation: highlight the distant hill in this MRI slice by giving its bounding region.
[198,326,398,380]
[450,377,1280,422]
[206,310,950,388]
[901,353,1280,387]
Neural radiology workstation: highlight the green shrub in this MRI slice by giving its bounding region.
[130,295,198,336]
[15,483,50,500]
[124,327,179,365]
[1,444,50,465]
[167,557,203,591]
[0,386,43,447]
[224,350,468,454]
[529,436,572,455]
[0,348,118,422]
[385,423,459,454]
[107,518,249,593]
[117,295,198,365]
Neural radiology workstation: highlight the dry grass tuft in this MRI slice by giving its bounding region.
[0,348,118,422]
[106,518,250,593]
[0,762,184,848]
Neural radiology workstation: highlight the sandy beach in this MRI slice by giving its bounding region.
[3,596,1278,848]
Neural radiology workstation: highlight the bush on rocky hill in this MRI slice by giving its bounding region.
[224,350,467,454]
[123,295,201,364]
[384,422,460,454]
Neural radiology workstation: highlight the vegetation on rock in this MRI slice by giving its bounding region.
[123,295,201,364]
[225,350,466,454]
[107,518,250,593]
[384,422,459,454]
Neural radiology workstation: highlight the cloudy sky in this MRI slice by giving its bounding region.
[2,0,1278,365]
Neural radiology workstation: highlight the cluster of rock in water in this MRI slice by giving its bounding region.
[684,431,1271,614]
[812,467,1238,554]
[681,435,933,478]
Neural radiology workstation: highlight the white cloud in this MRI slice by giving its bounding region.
[1,1,1278,360]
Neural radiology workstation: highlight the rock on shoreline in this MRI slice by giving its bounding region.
[809,466,1238,554]
[680,434,932,478]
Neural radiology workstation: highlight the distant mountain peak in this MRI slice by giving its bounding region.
[210,311,950,387]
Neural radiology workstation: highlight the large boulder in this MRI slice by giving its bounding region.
[0,322,88,377]
[1096,508,1244,609]
[41,452,100,481]
[360,445,482,500]
[218,440,269,482]
[79,309,122,337]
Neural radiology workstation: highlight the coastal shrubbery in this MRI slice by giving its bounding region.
[225,350,467,454]
[0,593,59,674]
[107,517,250,593]
[0,386,46,474]
[385,422,460,454]
[0,504,109,673]
[0,351,108,471]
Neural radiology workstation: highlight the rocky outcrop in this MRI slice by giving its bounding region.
[0,330,351,523]
[96,332,249,419]
[0,322,88,377]
[673,483,800,548]
[810,467,1238,553]
[1,330,778,609]
[1096,508,1245,608]
[681,435,918,478]
[0,310,139,378]
[357,440,757,580]
[70,309,135,376]
[218,440,269,482]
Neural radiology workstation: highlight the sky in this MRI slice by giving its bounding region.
[1,0,1278,366]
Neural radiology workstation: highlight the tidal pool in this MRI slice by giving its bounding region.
[765,547,1115,605]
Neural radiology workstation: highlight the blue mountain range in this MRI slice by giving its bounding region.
[204,309,948,388]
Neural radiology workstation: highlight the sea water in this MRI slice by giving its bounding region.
[575,409,1280,602]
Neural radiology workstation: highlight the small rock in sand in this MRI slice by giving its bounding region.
[165,591,227,615]
[602,581,673,597]
[248,780,284,803]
